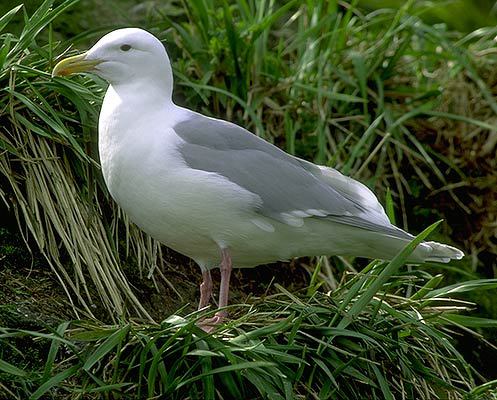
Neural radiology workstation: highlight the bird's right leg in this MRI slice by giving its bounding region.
[198,270,213,310]
[198,248,232,332]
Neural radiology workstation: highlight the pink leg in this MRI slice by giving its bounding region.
[198,270,213,310]
[199,248,232,331]
[216,248,232,317]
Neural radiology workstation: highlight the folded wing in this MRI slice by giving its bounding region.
[174,111,406,238]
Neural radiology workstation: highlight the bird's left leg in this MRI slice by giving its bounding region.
[215,247,232,320]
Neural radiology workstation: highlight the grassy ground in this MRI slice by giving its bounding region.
[1,0,497,398]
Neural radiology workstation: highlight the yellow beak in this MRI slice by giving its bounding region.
[52,52,102,77]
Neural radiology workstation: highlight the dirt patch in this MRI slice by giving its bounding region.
[0,226,72,329]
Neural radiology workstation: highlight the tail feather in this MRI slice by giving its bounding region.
[415,241,464,263]
[327,217,465,263]
[348,223,465,263]
[377,225,464,263]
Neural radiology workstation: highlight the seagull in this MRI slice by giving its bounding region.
[52,28,463,326]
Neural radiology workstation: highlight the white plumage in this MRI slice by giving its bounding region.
[53,28,463,326]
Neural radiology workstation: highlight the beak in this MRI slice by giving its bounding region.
[52,52,102,77]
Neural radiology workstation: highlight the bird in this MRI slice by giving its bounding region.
[52,28,464,327]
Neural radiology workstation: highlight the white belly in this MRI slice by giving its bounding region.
[99,101,274,268]
[97,90,374,270]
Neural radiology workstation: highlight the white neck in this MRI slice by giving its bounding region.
[110,76,173,106]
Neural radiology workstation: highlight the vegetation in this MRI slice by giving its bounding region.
[359,0,497,32]
[0,0,496,398]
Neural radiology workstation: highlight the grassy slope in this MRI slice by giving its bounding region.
[1,0,497,398]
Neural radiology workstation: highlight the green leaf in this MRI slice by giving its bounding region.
[187,349,222,357]
[0,4,23,34]
[469,379,497,396]
[426,279,497,298]
[410,274,444,300]
[42,321,71,382]
[82,325,130,371]
[176,361,277,390]
[384,187,396,225]
[371,364,394,400]
[290,80,366,103]
[0,32,12,69]
[30,365,80,400]
[442,314,497,328]
[342,113,383,175]
[338,220,443,329]
[0,358,28,377]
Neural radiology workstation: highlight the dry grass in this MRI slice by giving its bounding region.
[0,132,153,319]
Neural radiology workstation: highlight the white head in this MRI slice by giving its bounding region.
[53,28,174,98]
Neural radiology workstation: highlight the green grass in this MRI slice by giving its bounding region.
[359,0,497,32]
[1,226,497,398]
[1,0,497,398]
[2,229,497,398]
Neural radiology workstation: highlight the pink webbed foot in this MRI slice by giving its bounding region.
[198,311,228,333]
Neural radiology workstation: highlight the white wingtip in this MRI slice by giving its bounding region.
[423,241,464,263]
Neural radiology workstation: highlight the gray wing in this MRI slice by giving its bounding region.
[174,111,406,235]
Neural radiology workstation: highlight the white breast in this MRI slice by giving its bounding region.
[98,86,263,268]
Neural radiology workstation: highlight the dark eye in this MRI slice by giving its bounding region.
[120,44,132,52]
